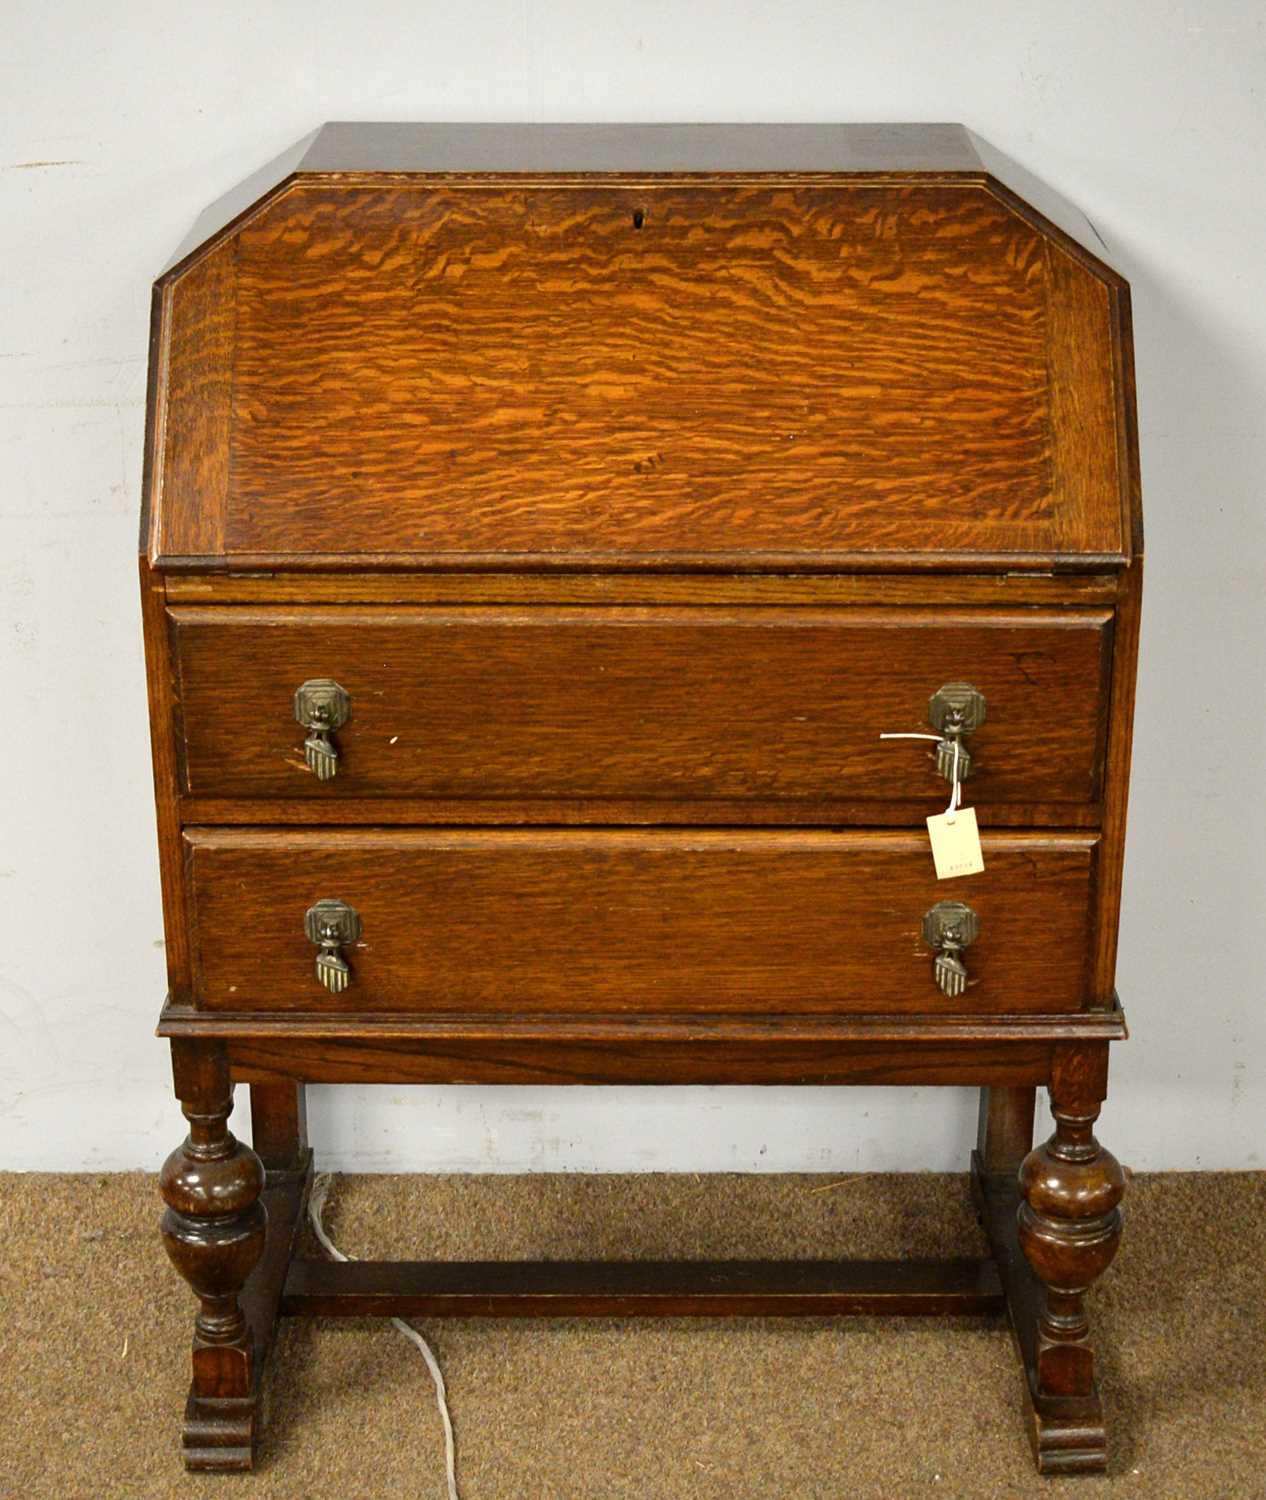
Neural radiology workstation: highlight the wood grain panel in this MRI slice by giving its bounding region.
[139,557,192,995]
[177,797,1102,829]
[162,572,1124,607]
[154,249,235,558]
[151,179,1126,567]
[185,829,1098,1015]
[167,1001,1123,1085]
[1091,561,1143,996]
[279,1255,1006,1319]
[166,1006,1128,1045]
[170,606,1111,808]
[1045,243,1122,554]
[227,1033,1053,1087]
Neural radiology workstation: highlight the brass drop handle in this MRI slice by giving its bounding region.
[294,679,350,781]
[927,683,986,784]
[304,899,361,994]
[922,900,979,999]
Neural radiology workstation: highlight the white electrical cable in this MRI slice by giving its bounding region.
[308,1173,460,1500]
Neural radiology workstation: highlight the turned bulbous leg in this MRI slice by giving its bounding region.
[1018,1102,1124,1400]
[160,1113,267,1386]
[160,1041,267,1469]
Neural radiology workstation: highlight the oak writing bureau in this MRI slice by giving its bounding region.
[141,123,1142,1475]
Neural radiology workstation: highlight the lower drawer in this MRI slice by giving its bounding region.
[185,829,1097,1015]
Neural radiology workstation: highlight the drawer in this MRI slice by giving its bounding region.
[185,828,1098,1015]
[171,607,1112,812]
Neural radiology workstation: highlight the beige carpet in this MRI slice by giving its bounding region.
[2,1170,1264,1498]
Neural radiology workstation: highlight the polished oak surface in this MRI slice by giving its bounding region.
[281,1254,1006,1320]
[170,606,1112,808]
[184,828,1097,1015]
[148,132,1134,572]
[141,124,1142,1476]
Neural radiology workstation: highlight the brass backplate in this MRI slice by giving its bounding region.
[304,898,362,948]
[921,900,980,951]
[928,682,986,736]
[294,678,351,731]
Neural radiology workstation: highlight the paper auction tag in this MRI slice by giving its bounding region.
[926,805,985,880]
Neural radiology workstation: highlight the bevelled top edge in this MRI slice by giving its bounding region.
[160,123,1120,285]
[145,129,1138,572]
[299,121,981,176]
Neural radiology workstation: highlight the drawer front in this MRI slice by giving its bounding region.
[172,607,1111,810]
[186,829,1097,1015]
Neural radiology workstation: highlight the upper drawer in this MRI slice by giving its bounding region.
[170,606,1111,813]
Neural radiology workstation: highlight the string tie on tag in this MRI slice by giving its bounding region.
[944,734,961,824]
[878,731,963,823]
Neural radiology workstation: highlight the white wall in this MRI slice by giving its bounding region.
[3,1,1263,1173]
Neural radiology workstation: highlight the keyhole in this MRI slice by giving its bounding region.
[631,208,646,230]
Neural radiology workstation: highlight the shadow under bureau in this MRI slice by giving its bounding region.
[140,122,1142,1476]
